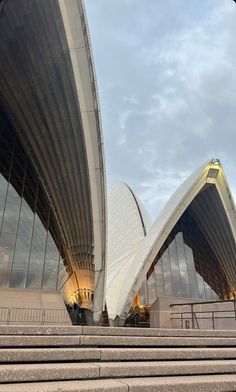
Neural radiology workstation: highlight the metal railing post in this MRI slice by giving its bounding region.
[170,298,236,331]
[41,309,46,325]
[191,304,194,329]
[212,311,215,330]
[180,311,183,329]
[6,308,11,325]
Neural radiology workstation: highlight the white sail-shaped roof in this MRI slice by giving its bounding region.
[107,161,236,320]
[106,183,151,320]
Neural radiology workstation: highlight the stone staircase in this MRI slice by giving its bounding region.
[0,325,235,391]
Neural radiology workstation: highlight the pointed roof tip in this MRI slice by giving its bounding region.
[108,181,151,230]
[210,158,221,166]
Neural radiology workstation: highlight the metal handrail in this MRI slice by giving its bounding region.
[170,299,236,330]
[0,307,71,325]
[170,299,236,307]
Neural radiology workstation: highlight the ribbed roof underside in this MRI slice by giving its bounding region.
[189,184,236,289]
[0,0,106,315]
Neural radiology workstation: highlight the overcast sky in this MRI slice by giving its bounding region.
[85,0,236,220]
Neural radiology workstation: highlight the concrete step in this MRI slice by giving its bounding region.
[0,325,235,337]
[0,347,100,362]
[82,326,236,338]
[80,335,236,347]
[0,360,235,383]
[1,347,236,363]
[0,325,83,336]
[1,334,236,347]
[1,375,236,392]
[0,326,235,390]
[0,335,80,347]
[100,347,236,361]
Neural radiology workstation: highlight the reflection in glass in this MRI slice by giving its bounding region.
[184,243,199,299]
[176,233,190,298]
[147,270,157,305]
[162,250,173,296]
[155,259,165,296]
[169,239,181,297]
[0,110,63,290]
[42,233,60,289]
[10,200,34,288]
[27,215,47,288]
[137,209,221,305]
[196,273,206,299]
[139,280,148,304]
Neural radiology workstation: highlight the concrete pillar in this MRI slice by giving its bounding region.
[72,261,95,310]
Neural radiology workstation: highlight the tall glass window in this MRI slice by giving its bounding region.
[0,109,63,290]
[162,249,173,296]
[155,259,165,296]
[169,238,182,297]
[147,269,157,305]
[137,206,221,306]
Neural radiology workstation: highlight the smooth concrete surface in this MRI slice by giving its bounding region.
[0,288,71,325]
[150,295,236,330]
[0,288,67,310]
[150,296,195,329]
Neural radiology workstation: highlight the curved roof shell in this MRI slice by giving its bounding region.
[109,161,236,320]
[106,182,150,319]
[0,0,106,319]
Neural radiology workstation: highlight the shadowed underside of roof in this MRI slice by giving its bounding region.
[0,0,106,318]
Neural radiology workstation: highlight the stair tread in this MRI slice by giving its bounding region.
[0,347,236,362]
[0,325,235,337]
[80,335,236,346]
[0,347,100,362]
[1,334,236,347]
[0,326,235,388]
[1,374,236,392]
[100,347,236,360]
[0,360,235,383]
[3,358,235,367]
[0,335,80,346]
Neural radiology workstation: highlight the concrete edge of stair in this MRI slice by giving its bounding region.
[0,347,236,363]
[1,374,236,392]
[0,325,235,338]
[0,360,236,383]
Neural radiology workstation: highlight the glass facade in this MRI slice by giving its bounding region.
[137,205,231,306]
[0,108,64,290]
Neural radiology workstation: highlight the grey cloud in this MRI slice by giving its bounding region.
[86,0,236,219]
